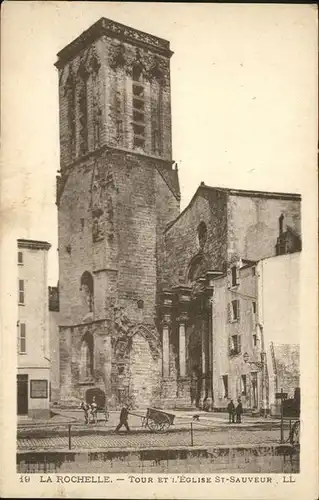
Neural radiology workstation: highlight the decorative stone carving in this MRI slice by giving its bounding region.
[89,52,102,148]
[106,19,169,51]
[109,43,126,70]
[108,42,169,83]
[90,159,116,242]
[149,56,166,83]
[114,306,161,360]
[191,279,206,300]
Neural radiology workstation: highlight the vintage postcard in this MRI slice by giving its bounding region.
[1,2,318,499]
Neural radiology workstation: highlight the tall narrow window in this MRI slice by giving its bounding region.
[91,56,102,149]
[18,251,23,265]
[19,323,26,354]
[231,266,238,287]
[197,222,207,249]
[80,272,94,313]
[279,213,284,235]
[65,70,76,155]
[80,332,94,381]
[18,280,24,305]
[78,66,89,155]
[151,80,162,155]
[132,65,145,149]
[227,299,240,322]
[222,375,228,398]
[229,335,241,356]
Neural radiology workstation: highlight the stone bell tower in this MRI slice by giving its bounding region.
[55,18,180,408]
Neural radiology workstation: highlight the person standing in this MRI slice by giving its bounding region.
[227,399,235,423]
[236,398,243,423]
[80,400,90,424]
[115,403,131,433]
[90,396,98,424]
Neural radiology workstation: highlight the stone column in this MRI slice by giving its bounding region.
[199,325,207,409]
[176,313,190,408]
[178,319,186,377]
[103,334,112,405]
[161,315,171,378]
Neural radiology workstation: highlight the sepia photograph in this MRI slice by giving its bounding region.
[1,2,318,498]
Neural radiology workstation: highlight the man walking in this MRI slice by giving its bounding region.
[227,399,235,423]
[115,403,131,433]
[236,398,243,423]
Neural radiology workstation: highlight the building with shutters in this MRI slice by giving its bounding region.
[55,18,301,412]
[161,185,301,411]
[17,239,51,419]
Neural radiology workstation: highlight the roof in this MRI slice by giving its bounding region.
[17,239,51,251]
[55,17,172,68]
[156,164,180,201]
[199,183,301,201]
[165,183,301,232]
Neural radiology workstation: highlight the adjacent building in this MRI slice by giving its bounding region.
[54,18,301,412]
[49,285,60,403]
[17,239,51,418]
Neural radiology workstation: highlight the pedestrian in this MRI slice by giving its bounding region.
[227,399,235,423]
[236,398,243,423]
[104,401,109,422]
[90,396,98,424]
[80,399,90,424]
[115,403,131,433]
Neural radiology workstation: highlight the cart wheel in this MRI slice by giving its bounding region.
[147,419,160,432]
[159,420,170,432]
[290,420,300,445]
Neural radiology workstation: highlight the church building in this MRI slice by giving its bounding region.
[55,18,301,411]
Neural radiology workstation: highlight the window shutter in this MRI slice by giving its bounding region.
[228,336,232,355]
[237,300,240,321]
[227,269,231,289]
[227,303,232,322]
[236,265,240,285]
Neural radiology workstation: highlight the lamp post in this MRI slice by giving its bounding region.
[243,350,267,417]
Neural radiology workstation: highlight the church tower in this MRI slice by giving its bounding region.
[55,18,180,408]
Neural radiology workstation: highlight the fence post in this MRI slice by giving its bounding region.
[190,422,194,447]
[68,424,72,450]
[280,388,284,444]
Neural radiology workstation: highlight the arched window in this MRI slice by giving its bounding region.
[80,271,94,313]
[132,64,145,149]
[80,332,94,381]
[64,69,76,156]
[77,64,89,155]
[197,222,207,249]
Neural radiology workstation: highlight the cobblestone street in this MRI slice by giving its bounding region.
[17,427,281,451]
[17,409,287,451]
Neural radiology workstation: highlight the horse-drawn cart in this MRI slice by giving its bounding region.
[130,407,175,433]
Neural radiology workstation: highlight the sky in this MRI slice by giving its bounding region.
[2,2,317,284]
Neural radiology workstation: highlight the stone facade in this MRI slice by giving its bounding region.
[161,186,301,411]
[55,18,301,412]
[49,286,60,403]
[56,18,179,409]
